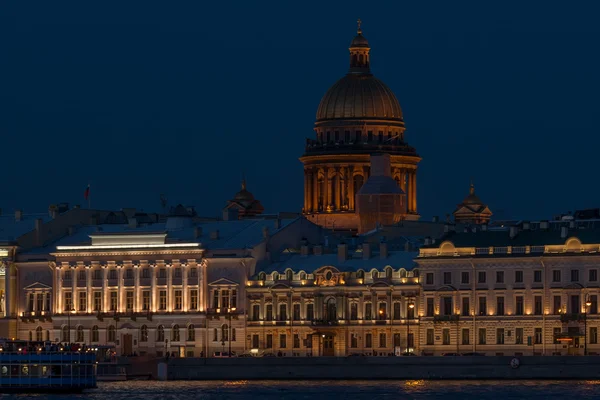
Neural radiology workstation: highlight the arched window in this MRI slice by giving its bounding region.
[157,325,164,342]
[221,324,229,342]
[299,271,307,280]
[91,326,99,342]
[400,269,407,278]
[187,324,195,341]
[326,271,333,281]
[172,324,180,342]
[140,325,148,342]
[385,267,393,279]
[258,272,266,281]
[286,270,293,281]
[213,328,218,342]
[413,269,420,278]
[35,326,43,341]
[372,270,378,279]
[357,270,365,279]
[326,298,337,321]
[28,331,33,341]
[62,326,69,342]
[272,272,279,281]
[108,325,116,342]
[46,330,50,341]
[76,325,84,342]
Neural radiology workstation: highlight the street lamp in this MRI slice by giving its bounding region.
[227,307,236,357]
[585,294,592,356]
[407,302,415,354]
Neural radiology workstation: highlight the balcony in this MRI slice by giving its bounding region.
[560,313,586,323]
[433,315,460,323]
[311,319,339,327]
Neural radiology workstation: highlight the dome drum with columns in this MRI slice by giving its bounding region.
[300,21,421,231]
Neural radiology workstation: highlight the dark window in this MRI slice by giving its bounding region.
[534,296,543,315]
[393,333,401,347]
[293,334,300,348]
[496,297,505,316]
[462,329,470,345]
[461,272,469,284]
[478,328,486,345]
[252,304,260,320]
[125,269,133,279]
[379,333,386,348]
[534,270,542,283]
[293,304,300,321]
[591,327,598,345]
[478,271,486,284]
[496,271,504,284]
[279,334,286,349]
[571,295,580,314]
[279,304,287,321]
[478,297,487,316]
[442,297,452,316]
[365,333,372,348]
[515,271,523,283]
[516,296,524,316]
[442,329,450,345]
[350,303,358,320]
[266,334,273,348]
[534,328,542,344]
[571,269,580,282]
[365,303,372,320]
[306,304,314,321]
[552,270,561,283]
[553,327,561,344]
[553,296,562,315]
[266,304,273,321]
[393,302,400,320]
[426,298,434,317]
[591,295,598,314]
[590,269,598,282]
[443,272,452,285]
[426,329,434,345]
[426,273,434,285]
[515,328,524,344]
[461,297,470,316]
[496,328,505,345]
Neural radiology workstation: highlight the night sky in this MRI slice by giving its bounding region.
[2,1,600,221]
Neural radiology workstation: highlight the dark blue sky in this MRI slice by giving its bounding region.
[2,1,599,220]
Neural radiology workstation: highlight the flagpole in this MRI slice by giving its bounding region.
[88,183,91,209]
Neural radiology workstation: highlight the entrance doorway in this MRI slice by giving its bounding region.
[122,333,133,356]
[323,334,334,356]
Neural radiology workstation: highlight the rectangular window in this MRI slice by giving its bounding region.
[462,328,470,345]
[351,334,359,349]
[36,293,44,312]
[496,328,504,344]
[252,334,259,349]
[553,295,562,315]
[93,269,101,280]
[571,269,580,282]
[252,304,260,320]
[443,272,452,285]
[379,333,387,348]
[279,304,287,321]
[461,297,470,316]
[93,292,102,312]
[266,304,273,321]
[365,333,372,348]
[64,292,73,311]
[408,333,414,348]
[478,271,486,284]
[426,273,434,285]
[78,292,87,311]
[279,334,286,349]
[365,303,372,320]
[515,328,524,344]
[126,291,134,311]
[159,290,167,310]
[45,293,51,312]
[109,269,117,280]
[189,267,197,278]
[190,290,198,310]
[393,333,401,347]
[534,296,543,315]
[293,304,300,321]
[590,269,598,282]
[231,289,237,308]
[496,271,504,284]
[534,328,542,344]
[478,297,487,316]
[516,296,524,316]
[552,270,561,283]
[442,329,450,345]
[534,270,542,283]
[125,269,133,279]
[378,303,387,319]
[174,290,182,310]
[306,304,314,321]
[461,271,470,284]
[393,302,400,320]
[350,303,358,320]
[110,291,118,311]
[496,296,504,316]
[591,327,598,345]
[553,327,562,344]
[478,328,486,345]
[221,290,230,309]
[571,295,580,314]
[266,334,273,349]
[78,270,86,280]
[212,290,219,309]
[159,268,166,278]
[293,334,300,349]
[142,291,150,311]
[174,268,181,278]
[515,270,524,283]
[591,295,598,315]
[28,293,34,312]
[442,297,452,316]
[426,329,434,345]
[142,268,150,278]
[426,298,434,317]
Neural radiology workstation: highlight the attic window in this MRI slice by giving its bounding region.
[325,271,333,281]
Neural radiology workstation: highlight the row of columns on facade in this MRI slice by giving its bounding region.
[303,166,417,214]
[54,264,206,314]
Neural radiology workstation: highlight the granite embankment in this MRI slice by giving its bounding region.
[158,356,600,380]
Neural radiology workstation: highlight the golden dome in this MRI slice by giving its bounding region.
[316,74,403,122]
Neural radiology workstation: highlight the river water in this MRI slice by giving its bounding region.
[2,380,600,399]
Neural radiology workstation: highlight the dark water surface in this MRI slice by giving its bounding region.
[2,380,600,399]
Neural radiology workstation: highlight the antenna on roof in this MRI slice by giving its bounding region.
[160,193,168,214]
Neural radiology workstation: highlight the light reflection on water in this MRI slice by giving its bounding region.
[4,380,600,399]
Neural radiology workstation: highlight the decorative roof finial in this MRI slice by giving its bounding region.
[469,179,475,195]
[357,18,362,35]
[241,173,247,191]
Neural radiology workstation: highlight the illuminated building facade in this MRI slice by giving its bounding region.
[453,183,492,225]
[418,219,600,356]
[300,22,421,231]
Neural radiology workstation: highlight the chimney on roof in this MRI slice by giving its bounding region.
[522,221,530,230]
[48,205,58,219]
[194,226,202,239]
[569,220,576,229]
[561,226,568,239]
[404,241,413,252]
[274,218,281,230]
[362,243,371,260]
[379,241,388,259]
[15,210,22,222]
[262,226,269,240]
[432,216,439,223]
[314,245,323,256]
[509,226,519,239]
[301,244,309,257]
[540,220,549,230]
[481,224,488,231]
[128,217,138,229]
[337,243,348,262]
[424,237,432,246]
[223,208,239,221]
[210,230,219,240]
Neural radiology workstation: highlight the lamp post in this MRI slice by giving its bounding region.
[67,303,74,343]
[407,302,415,354]
[227,307,236,357]
[585,294,592,356]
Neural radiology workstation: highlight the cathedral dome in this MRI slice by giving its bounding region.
[316,74,403,122]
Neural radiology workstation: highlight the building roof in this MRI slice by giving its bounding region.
[0,212,50,244]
